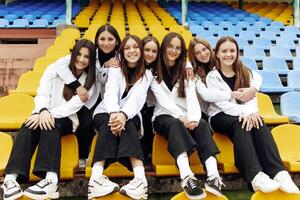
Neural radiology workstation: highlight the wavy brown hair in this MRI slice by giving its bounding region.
[158,32,187,97]
[142,36,162,82]
[188,37,215,83]
[118,35,146,91]
[215,36,251,91]
[63,39,96,101]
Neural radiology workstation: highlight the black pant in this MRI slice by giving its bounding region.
[153,115,220,166]
[93,113,144,171]
[4,118,73,182]
[140,104,154,159]
[76,106,95,159]
[210,112,285,183]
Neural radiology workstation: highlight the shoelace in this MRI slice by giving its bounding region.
[36,179,51,188]
[207,175,226,189]
[4,180,18,190]
[187,176,198,189]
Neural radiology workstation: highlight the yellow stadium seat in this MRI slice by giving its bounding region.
[0,132,13,175]
[213,133,238,174]
[257,92,289,125]
[86,135,133,178]
[92,192,131,200]
[29,134,78,181]
[32,57,56,73]
[152,134,205,176]
[9,71,43,96]
[271,124,300,172]
[0,94,34,130]
[251,190,300,200]
[171,190,228,200]
[54,36,75,50]
[169,25,185,33]
[45,45,70,60]
[61,28,81,40]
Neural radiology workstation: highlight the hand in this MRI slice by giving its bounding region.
[186,68,194,81]
[239,115,253,132]
[76,86,89,103]
[237,87,256,103]
[39,110,55,130]
[24,114,40,130]
[187,121,199,131]
[108,112,126,135]
[249,113,263,129]
[104,57,120,68]
[179,116,190,129]
[231,90,243,99]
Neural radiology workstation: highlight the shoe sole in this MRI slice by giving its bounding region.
[88,186,119,200]
[23,191,59,200]
[119,189,148,200]
[204,183,222,197]
[184,190,206,200]
[3,191,23,200]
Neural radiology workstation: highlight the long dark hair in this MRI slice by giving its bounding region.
[142,36,162,82]
[94,25,121,52]
[215,36,251,91]
[188,37,215,83]
[63,39,96,101]
[118,35,146,91]
[158,32,187,97]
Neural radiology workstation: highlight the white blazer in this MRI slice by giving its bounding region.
[151,78,201,122]
[33,63,94,131]
[206,68,262,117]
[94,67,153,136]
[52,50,116,109]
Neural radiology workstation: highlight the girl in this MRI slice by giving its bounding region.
[188,37,261,121]
[88,35,153,200]
[140,36,160,162]
[1,39,96,200]
[151,32,222,199]
[53,25,121,167]
[207,36,299,194]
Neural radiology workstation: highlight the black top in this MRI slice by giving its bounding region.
[98,50,116,67]
[163,66,177,91]
[121,66,137,99]
[218,69,236,91]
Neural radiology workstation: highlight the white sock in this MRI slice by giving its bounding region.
[176,152,193,180]
[205,156,219,178]
[133,166,147,182]
[90,161,104,181]
[4,173,18,182]
[46,172,58,185]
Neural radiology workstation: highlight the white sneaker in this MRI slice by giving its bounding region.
[181,175,206,200]
[120,177,148,200]
[204,175,225,197]
[24,179,59,199]
[273,171,300,194]
[1,179,23,200]
[79,159,87,168]
[88,175,119,199]
[251,172,280,193]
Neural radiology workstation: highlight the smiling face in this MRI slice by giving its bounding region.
[124,37,141,67]
[165,36,182,65]
[97,31,117,54]
[216,40,237,68]
[75,47,90,73]
[194,43,211,64]
[143,40,158,65]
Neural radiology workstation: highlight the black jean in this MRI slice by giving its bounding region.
[210,112,285,183]
[76,106,95,159]
[140,104,154,158]
[153,115,220,167]
[4,118,73,182]
[93,113,144,171]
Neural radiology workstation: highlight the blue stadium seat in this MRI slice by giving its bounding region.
[243,47,265,61]
[0,19,9,28]
[253,21,266,28]
[241,57,258,71]
[253,38,272,50]
[196,30,214,39]
[246,26,262,35]
[243,17,256,25]
[234,13,246,20]
[201,21,214,29]
[189,25,204,35]
[236,38,249,51]
[238,31,257,42]
[270,21,284,28]
[30,11,43,18]
[258,71,293,93]
[263,57,289,75]
[259,17,272,26]
[219,21,232,30]
[4,14,18,23]
[218,30,235,37]
[41,14,54,23]
[270,46,293,60]
[279,31,299,41]
[284,26,300,34]
[228,26,243,35]
[227,17,239,25]
[211,17,223,25]
[260,31,278,41]
[0,10,8,17]
[10,19,29,28]
[276,38,296,50]
[23,14,36,23]
[236,21,250,30]
[31,19,48,28]
[280,92,300,123]
[249,13,260,20]
[205,37,217,48]
[13,10,26,18]
[264,26,281,33]
[288,71,300,91]
[208,25,223,35]
[51,19,65,27]
[293,57,300,70]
